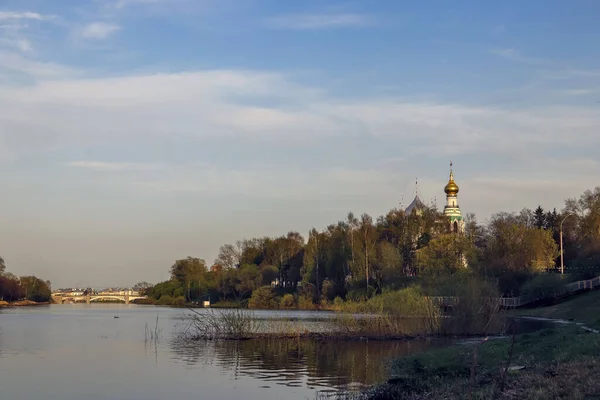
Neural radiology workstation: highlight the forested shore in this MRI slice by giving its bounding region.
[139,186,600,309]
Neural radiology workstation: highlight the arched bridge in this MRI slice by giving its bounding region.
[52,293,147,305]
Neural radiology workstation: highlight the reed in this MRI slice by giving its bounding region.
[177,308,263,340]
[144,314,162,344]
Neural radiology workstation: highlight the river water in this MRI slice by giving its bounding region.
[0,304,453,400]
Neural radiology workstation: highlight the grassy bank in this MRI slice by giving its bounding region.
[327,325,600,400]
[513,288,600,330]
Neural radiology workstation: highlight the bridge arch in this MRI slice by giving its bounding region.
[89,296,127,303]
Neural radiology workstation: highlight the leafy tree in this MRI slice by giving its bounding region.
[416,234,473,277]
[19,276,52,302]
[170,257,208,301]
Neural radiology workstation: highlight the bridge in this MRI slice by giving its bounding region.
[52,292,147,305]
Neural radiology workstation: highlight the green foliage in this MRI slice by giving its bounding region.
[147,186,599,309]
[416,233,474,277]
[280,293,295,308]
[298,294,316,310]
[380,325,600,399]
[321,279,335,301]
[19,276,52,302]
[519,272,574,300]
[248,286,279,309]
[342,286,434,318]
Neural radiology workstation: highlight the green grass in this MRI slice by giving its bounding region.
[352,325,600,399]
[513,289,600,330]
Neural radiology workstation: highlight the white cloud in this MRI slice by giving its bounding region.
[0,50,80,79]
[1,69,599,156]
[81,22,121,39]
[267,13,373,30]
[0,11,48,21]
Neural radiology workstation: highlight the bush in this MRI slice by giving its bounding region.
[248,286,279,309]
[321,279,335,301]
[158,295,173,305]
[173,296,186,306]
[298,294,316,310]
[280,293,295,308]
[520,273,573,300]
[333,296,344,309]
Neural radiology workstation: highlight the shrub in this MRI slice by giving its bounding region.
[321,279,335,301]
[248,286,279,309]
[280,293,295,308]
[158,295,173,305]
[333,296,344,309]
[173,296,186,306]
[520,273,573,300]
[298,294,316,310]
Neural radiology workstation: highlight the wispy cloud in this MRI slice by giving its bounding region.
[267,13,373,30]
[0,11,50,21]
[81,22,121,39]
[2,68,600,160]
[488,48,550,66]
[66,161,164,172]
[112,0,185,10]
[0,50,80,80]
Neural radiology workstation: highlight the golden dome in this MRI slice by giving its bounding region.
[444,171,459,195]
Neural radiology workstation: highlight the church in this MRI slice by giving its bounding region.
[404,163,465,234]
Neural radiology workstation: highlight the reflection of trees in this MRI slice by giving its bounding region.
[169,338,446,389]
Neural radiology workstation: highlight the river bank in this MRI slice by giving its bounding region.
[341,324,600,400]
[0,300,51,307]
[331,290,600,399]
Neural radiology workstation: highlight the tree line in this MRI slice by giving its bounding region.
[141,186,599,307]
[0,257,52,303]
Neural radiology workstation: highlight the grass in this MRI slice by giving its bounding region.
[513,288,600,330]
[324,325,600,399]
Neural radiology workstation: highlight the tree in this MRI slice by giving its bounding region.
[360,213,376,291]
[0,256,5,275]
[563,186,600,268]
[346,212,359,276]
[534,206,546,229]
[19,276,52,302]
[214,244,241,269]
[416,234,473,277]
[373,241,403,291]
[303,228,324,295]
[235,264,261,299]
[481,212,559,293]
[0,273,23,301]
[170,257,208,301]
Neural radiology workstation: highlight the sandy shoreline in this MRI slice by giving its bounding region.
[0,300,51,307]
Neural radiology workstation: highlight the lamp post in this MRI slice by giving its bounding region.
[560,213,574,274]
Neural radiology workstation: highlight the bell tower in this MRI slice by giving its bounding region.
[443,162,464,233]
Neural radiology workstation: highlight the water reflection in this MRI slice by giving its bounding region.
[169,337,450,392]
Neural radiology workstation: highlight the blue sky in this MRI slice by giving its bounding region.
[1,0,599,288]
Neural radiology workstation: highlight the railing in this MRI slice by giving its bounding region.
[501,274,600,309]
[428,274,600,309]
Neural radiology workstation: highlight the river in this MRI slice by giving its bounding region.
[0,304,454,399]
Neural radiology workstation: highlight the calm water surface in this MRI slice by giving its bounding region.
[0,304,450,400]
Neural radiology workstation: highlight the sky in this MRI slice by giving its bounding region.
[1,0,599,289]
